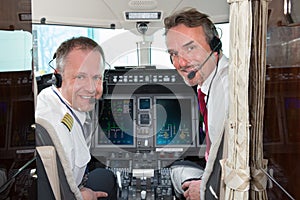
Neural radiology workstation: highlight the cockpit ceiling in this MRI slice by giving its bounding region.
[32,0,229,34]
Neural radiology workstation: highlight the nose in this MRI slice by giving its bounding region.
[86,77,97,92]
[172,55,189,70]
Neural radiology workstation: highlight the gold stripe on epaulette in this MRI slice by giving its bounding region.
[61,113,73,132]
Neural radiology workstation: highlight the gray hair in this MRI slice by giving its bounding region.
[55,36,105,73]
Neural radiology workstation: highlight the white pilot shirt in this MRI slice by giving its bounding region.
[199,55,229,147]
[35,86,91,186]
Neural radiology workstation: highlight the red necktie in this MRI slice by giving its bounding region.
[198,89,210,161]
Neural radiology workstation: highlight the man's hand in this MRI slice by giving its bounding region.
[182,179,201,200]
[80,187,108,200]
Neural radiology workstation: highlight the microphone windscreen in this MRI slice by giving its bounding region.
[187,71,196,80]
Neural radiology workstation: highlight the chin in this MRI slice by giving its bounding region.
[76,104,95,112]
[183,77,197,87]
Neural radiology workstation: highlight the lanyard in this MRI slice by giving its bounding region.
[52,87,85,135]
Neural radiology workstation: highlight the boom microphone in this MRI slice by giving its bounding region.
[187,50,215,80]
[187,36,222,80]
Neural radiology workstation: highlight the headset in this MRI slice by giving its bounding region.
[51,72,62,88]
[197,27,223,105]
[204,17,222,54]
[49,48,107,89]
[209,35,222,55]
[186,34,222,80]
[48,53,62,88]
[169,28,222,66]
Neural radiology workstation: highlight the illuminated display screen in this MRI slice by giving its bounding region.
[98,98,134,146]
[139,98,151,110]
[155,98,194,146]
[125,12,161,20]
[139,113,150,125]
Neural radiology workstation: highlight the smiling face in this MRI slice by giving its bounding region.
[166,24,218,86]
[60,48,103,112]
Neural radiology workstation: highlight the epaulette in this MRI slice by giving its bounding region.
[61,113,73,132]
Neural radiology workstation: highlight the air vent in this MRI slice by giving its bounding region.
[128,0,158,10]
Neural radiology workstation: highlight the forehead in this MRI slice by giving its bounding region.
[65,48,103,73]
[166,24,206,49]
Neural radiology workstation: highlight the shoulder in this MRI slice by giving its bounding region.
[60,112,74,132]
[218,56,229,77]
[36,87,57,106]
[36,87,74,131]
[209,57,229,106]
[36,89,60,115]
[216,56,229,91]
[36,110,75,136]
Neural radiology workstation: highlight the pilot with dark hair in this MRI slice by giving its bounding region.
[164,8,229,200]
[35,36,117,200]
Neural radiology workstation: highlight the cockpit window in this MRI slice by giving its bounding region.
[0,30,32,72]
[32,23,229,75]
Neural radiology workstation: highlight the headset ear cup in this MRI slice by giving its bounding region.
[52,73,62,88]
[209,36,222,53]
[55,73,62,88]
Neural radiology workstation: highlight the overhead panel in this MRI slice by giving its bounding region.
[31,0,121,28]
[32,0,229,33]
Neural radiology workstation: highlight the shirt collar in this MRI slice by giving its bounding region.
[198,55,228,95]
